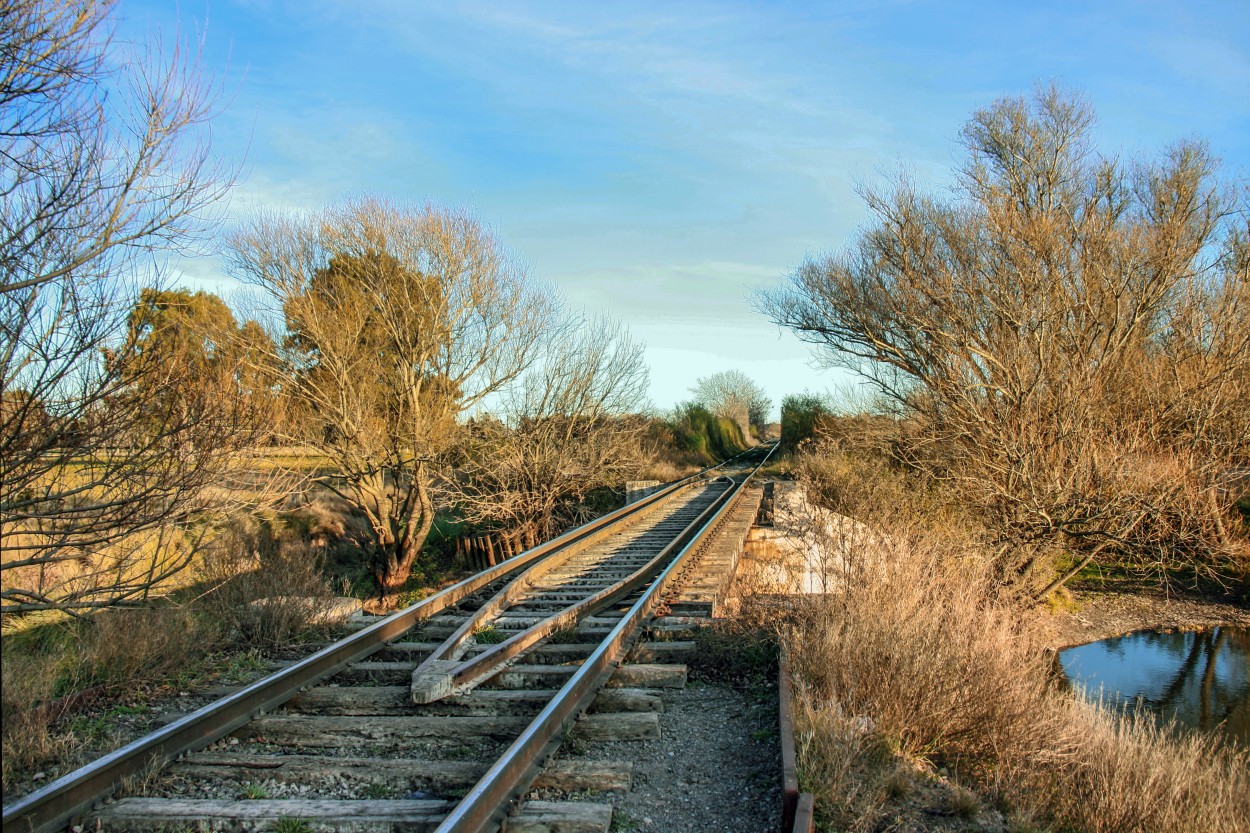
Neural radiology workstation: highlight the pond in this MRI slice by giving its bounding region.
[1058,626,1250,744]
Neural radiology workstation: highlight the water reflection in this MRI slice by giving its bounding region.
[1058,626,1249,743]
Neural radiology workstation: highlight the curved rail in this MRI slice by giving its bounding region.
[2,451,759,833]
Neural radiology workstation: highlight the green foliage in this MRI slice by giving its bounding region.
[664,403,747,466]
[63,714,115,745]
[428,512,466,544]
[688,369,771,438]
[126,289,239,368]
[231,199,557,604]
[610,810,640,832]
[780,393,832,450]
[240,782,269,799]
[688,623,778,690]
[473,625,508,644]
[361,782,393,799]
[119,288,277,411]
[272,817,312,833]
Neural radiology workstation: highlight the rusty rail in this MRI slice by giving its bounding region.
[780,650,816,833]
[435,444,778,833]
[2,458,738,833]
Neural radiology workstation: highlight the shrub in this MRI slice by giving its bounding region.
[194,515,337,648]
[1,604,209,792]
[779,393,833,450]
[1,646,72,791]
[783,448,1250,833]
[663,403,747,466]
[760,87,1250,591]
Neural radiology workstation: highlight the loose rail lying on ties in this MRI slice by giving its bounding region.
[3,445,775,833]
[409,475,736,703]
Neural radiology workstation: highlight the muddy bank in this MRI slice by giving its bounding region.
[1037,588,1250,650]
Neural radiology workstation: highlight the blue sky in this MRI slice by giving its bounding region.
[115,1,1250,419]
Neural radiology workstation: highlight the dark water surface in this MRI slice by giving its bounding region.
[1058,626,1250,743]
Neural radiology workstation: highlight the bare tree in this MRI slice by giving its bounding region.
[452,315,650,543]
[689,369,771,441]
[2,1,229,295]
[228,197,556,606]
[1,2,251,616]
[758,86,1249,592]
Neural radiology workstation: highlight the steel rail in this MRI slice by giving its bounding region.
[434,442,778,833]
[1,459,737,833]
[410,479,734,702]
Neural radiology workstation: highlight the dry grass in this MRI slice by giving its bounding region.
[1,605,206,791]
[781,449,1250,833]
[1,513,339,793]
[1,523,202,618]
[637,457,696,484]
[193,513,341,648]
[1039,701,1250,833]
[1,648,74,789]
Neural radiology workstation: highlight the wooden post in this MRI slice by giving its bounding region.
[779,652,799,831]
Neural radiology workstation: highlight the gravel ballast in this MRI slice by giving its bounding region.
[542,680,782,833]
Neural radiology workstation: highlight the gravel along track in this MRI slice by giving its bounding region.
[539,681,782,833]
[7,451,780,833]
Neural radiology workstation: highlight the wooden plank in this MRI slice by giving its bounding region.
[237,714,531,746]
[284,686,659,717]
[373,642,442,660]
[286,687,554,716]
[509,800,612,833]
[668,486,763,618]
[332,661,417,684]
[628,641,696,662]
[96,798,613,833]
[485,660,685,691]
[605,663,686,689]
[487,664,576,689]
[171,755,632,794]
[95,798,451,832]
[536,761,632,794]
[792,792,816,833]
[379,642,595,662]
[779,653,800,832]
[172,754,485,792]
[588,688,663,714]
[573,712,660,741]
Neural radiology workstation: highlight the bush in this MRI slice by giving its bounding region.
[2,644,74,791]
[662,403,747,467]
[1040,702,1250,833]
[195,515,338,648]
[0,508,347,792]
[1,604,209,792]
[783,448,1250,833]
[779,393,833,450]
[760,88,1250,590]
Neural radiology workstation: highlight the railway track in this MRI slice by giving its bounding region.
[4,445,775,833]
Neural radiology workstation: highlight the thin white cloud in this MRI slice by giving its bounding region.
[1149,33,1250,100]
